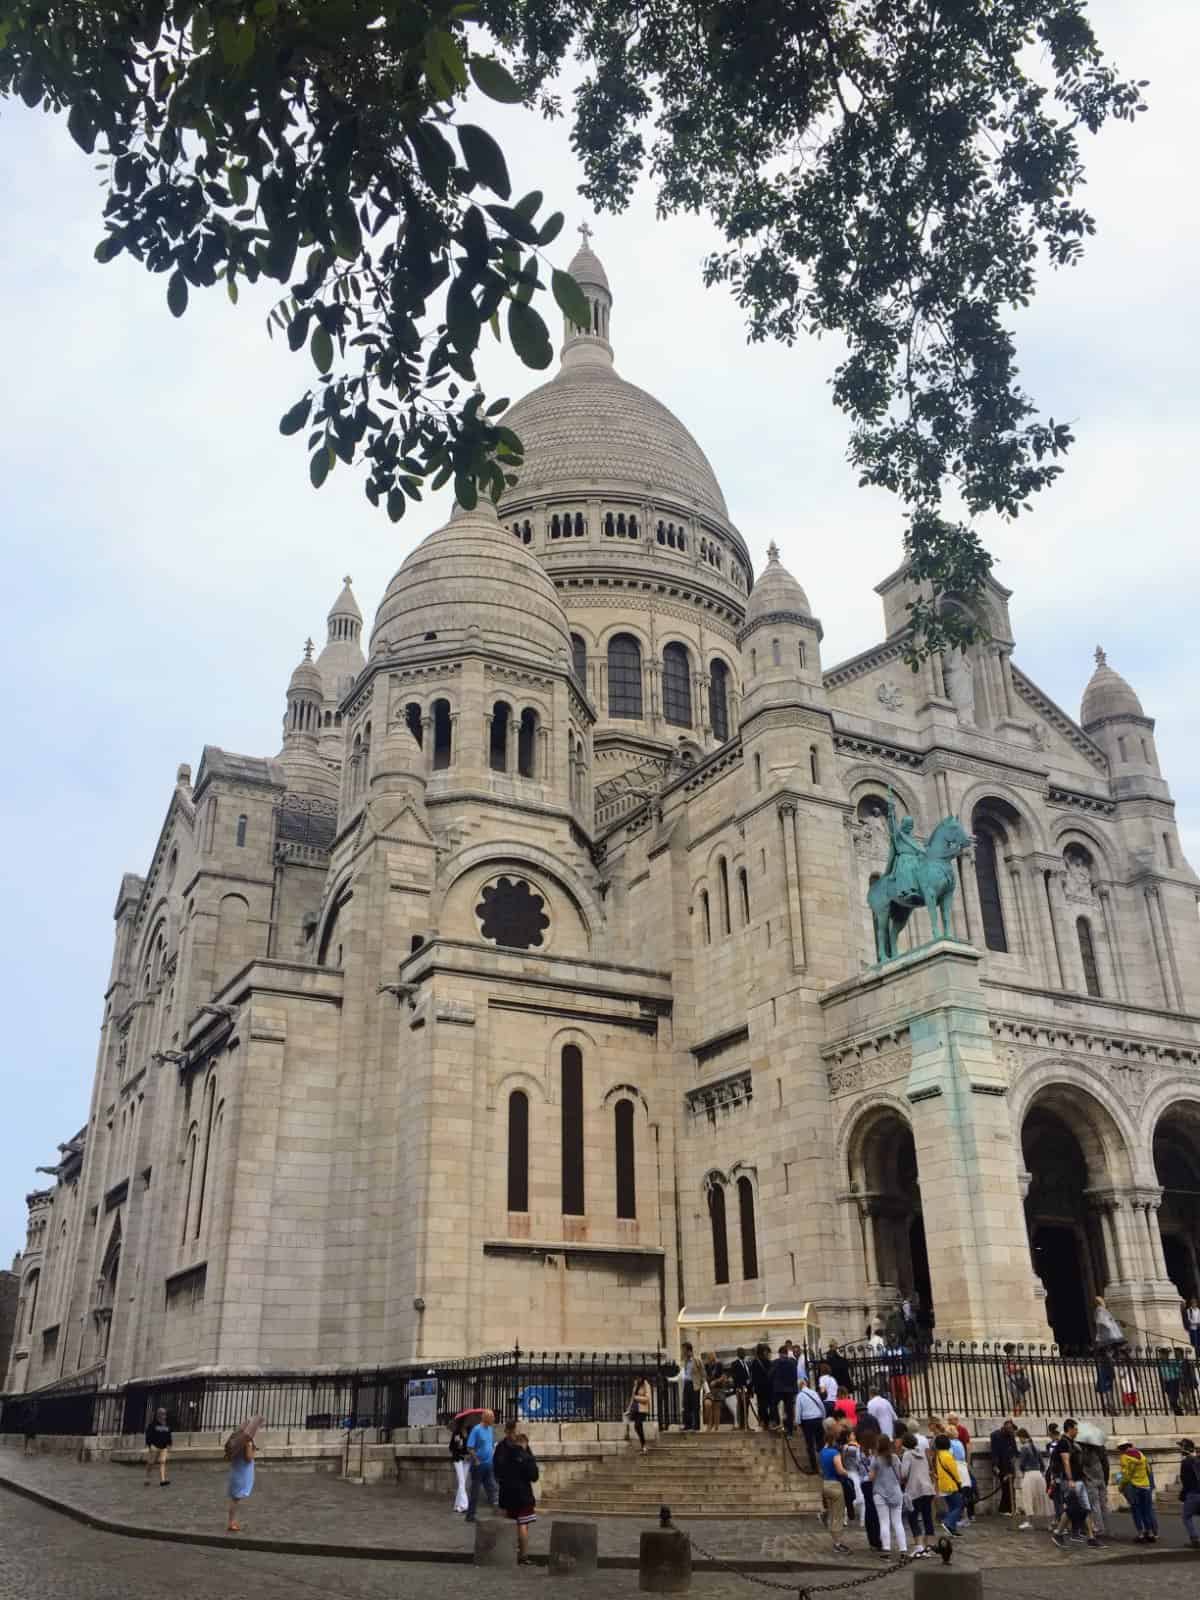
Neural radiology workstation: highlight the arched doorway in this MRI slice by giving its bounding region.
[849,1108,932,1332]
[1021,1087,1130,1350]
[1154,1104,1200,1303]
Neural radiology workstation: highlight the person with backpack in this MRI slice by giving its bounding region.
[899,1431,934,1559]
[223,1415,264,1534]
[1179,1437,1200,1549]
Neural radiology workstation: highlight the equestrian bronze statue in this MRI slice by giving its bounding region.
[867,795,973,963]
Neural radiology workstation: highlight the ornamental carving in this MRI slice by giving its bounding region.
[685,1070,753,1122]
[475,876,550,951]
[828,1052,911,1097]
[1062,845,1097,906]
[876,681,904,711]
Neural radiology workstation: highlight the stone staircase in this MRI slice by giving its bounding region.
[542,1428,825,1518]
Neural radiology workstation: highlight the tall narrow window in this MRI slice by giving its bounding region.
[235,814,247,847]
[571,633,588,686]
[561,1045,585,1215]
[1076,917,1102,998]
[709,1183,730,1286]
[405,702,423,746]
[507,1090,529,1212]
[709,658,730,742]
[489,702,510,772]
[753,753,763,791]
[974,827,1008,951]
[662,642,693,727]
[194,1077,218,1240]
[700,891,712,944]
[432,699,453,769]
[1117,735,1128,762]
[517,708,538,778]
[771,638,781,666]
[614,1100,636,1219]
[607,634,643,719]
[809,746,820,785]
[718,858,732,935]
[737,1176,758,1280]
[181,1128,198,1245]
[738,867,751,925]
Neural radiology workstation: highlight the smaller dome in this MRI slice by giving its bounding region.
[1081,645,1145,727]
[370,498,571,664]
[568,236,610,295]
[744,542,811,627]
[328,575,362,623]
[288,640,323,698]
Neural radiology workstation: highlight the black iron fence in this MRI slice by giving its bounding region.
[1,1349,680,1439]
[840,1339,1200,1421]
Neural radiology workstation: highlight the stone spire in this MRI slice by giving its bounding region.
[561,223,614,371]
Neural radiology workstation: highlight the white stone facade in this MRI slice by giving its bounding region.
[7,242,1200,1392]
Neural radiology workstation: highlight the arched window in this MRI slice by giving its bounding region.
[797,642,806,669]
[235,814,247,847]
[738,867,751,925]
[718,857,732,935]
[1076,917,1102,998]
[614,1099,636,1219]
[753,753,762,791]
[24,1268,40,1339]
[974,826,1008,951]
[656,521,665,545]
[1117,735,1128,761]
[571,633,588,685]
[678,531,686,552]
[737,1176,758,1279]
[662,642,692,727]
[607,634,643,719]
[604,511,615,536]
[771,638,781,667]
[708,1182,730,1286]
[432,699,453,769]
[517,708,538,778]
[561,1045,585,1215]
[180,1126,198,1245]
[700,891,711,944]
[405,702,423,746]
[809,746,820,785]
[507,1090,529,1212]
[574,512,585,536]
[194,1075,218,1240]
[709,659,730,742]
[489,701,510,772]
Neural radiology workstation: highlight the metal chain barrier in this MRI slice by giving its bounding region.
[679,1522,922,1600]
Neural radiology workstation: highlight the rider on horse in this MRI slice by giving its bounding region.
[884,795,927,904]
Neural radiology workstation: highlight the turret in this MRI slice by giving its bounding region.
[738,542,824,719]
[560,224,613,371]
[1081,646,1161,787]
[278,640,338,801]
[316,576,365,761]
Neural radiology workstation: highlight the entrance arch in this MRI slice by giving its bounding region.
[848,1106,932,1330]
[1020,1084,1132,1350]
[1154,1103,1200,1303]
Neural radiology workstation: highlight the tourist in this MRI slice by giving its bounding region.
[627,1373,652,1454]
[494,1423,539,1566]
[795,1375,827,1471]
[1049,1419,1101,1549]
[1116,1440,1157,1544]
[870,1434,907,1559]
[1093,1295,1125,1350]
[449,1420,470,1512]
[933,1433,966,1536]
[833,1387,858,1424]
[703,1352,730,1430]
[866,1385,897,1440]
[1185,1298,1200,1356]
[22,1400,38,1457]
[818,1425,853,1554]
[946,1424,973,1526]
[681,1343,703,1432]
[1179,1438,1200,1549]
[1003,1343,1031,1417]
[1015,1428,1050,1529]
[1094,1348,1116,1416]
[989,1418,1018,1515]
[840,1425,866,1526]
[464,1408,498,1522]
[729,1348,752,1429]
[1077,1426,1109,1538]
[825,1343,854,1395]
[223,1415,263,1534]
[855,1420,883,1551]
[817,1362,839,1416]
[750,1343,773,1431]
[899,1430,934,1558]
[1157,1346,1183,1414]
[769,1343,799,1435]
[143,1407,172,1487]
[786,1339,808,1385]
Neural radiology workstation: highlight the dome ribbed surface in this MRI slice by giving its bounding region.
[744,546,810,623]
[288,656,323,696]
[498,363,730,521]
[328,576,362,622]
[370,500,570,663]
[568,241,610,294]
[1081,649,1145,727]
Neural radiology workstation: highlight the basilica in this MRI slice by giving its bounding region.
[8,238,1200,1392]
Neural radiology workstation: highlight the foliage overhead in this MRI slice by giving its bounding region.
[1,1,1145,654]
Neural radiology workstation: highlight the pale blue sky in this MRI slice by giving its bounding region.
[1,2,1196,1256]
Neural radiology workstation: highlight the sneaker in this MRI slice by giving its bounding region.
[833,1543,851,1555]
[940,1522,956,1538]
[1087,1539,1101,1549]
[879,1551,891,1560]
[1051,1532,1066,1549]
[1018,1521,1032,1530]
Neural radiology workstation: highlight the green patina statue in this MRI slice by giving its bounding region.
[867,793,973,963]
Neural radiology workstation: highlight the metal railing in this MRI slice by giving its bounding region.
[1,1348,681,1439]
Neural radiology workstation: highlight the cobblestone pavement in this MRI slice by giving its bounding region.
[0,1449,1197,1570]
[2,1496,1200,1600]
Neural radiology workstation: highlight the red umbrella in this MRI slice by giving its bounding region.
[453,1407,486,1422]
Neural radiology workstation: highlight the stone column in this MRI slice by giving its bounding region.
[958,850,985,948]
[1095,888,1124,1001]
[1145,887,1183,1011]
[1046,868,1082,990]
[1006,863,1033,964]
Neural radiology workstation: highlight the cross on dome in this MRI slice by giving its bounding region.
[304,637,314,659]
[767,541,781,563]
[578,221,594,246]
[1094,644,1107,668]
[343,574,352,587]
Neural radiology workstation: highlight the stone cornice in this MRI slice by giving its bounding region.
[738,610,824,644]
[833,731,923,770]
[824,635,910,689]
[1047,784,1116,818]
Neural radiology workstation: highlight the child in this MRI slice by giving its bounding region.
[143,1407,172,1487]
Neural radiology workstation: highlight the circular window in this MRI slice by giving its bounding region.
[475,876,550,951]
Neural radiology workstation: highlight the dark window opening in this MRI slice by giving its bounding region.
[489,701,510,772]
[235,815,247,848]
[562,1045,585,1215]
[701,891,711,944]
[709,658,730,742]
[571,633,588,686]
[432,699,453,769]
[405,702,423,747]
[738,867,750,925]
[662,642,692,727]
[709,1183,729,1285]
[975,827,1008,951]
[1077,916,1102,997]
[608,634,644,719]
[507,1090,529,1212]
[615,1100,636,1219]
[517,708,538,778]
[738,1176,758,1279]
[718,858,732,935]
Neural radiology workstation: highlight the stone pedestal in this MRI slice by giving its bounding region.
[549,1520,599,1575]
[639,1529,691,1592]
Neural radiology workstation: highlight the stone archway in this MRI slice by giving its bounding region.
[848,1106,932,1333]
[1154,1103,1200,1304]
[1020,1085,1131,1350]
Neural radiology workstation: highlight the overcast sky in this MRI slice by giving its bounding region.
[1,2,1196,1258]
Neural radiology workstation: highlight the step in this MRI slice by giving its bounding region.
[543,1504,823,1518]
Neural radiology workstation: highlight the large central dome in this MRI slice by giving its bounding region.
[499,361,729,521]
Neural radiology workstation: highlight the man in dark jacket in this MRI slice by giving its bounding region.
[989,1418,1019,1515]
[749,1344,773,1431]
[769,1344,799,1435]
[494,1422,539,1566]
[825,1343,854,1394]
[729,1348,752,1430]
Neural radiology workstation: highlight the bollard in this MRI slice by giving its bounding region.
[549,1520,599,1576]
[912,1564,983,1600]
[473,1518,507,1566]
[639,1528,691,1593]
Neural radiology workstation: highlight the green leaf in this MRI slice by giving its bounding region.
[217,16,256,67]
[227,277,239,305]
[330,197,362,260]
[538,211,565,246]
[228,167,248,205]
[167,270,188,318]
[93,236,122,264]
[311,326,334,374]
[514,190,542,222]
[507,298,553,369]
[310,446,332,488]
[552,269,591,330]
[386,488,407,522]
[469,55,523,104]
[280,396,312,436]
[426,29,468,97]
[67,101,96,155]
[485,397,510,416]
[457,124,511,200]
[454,472,478,509]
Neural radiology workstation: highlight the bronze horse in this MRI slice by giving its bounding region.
[867,814,973,963]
